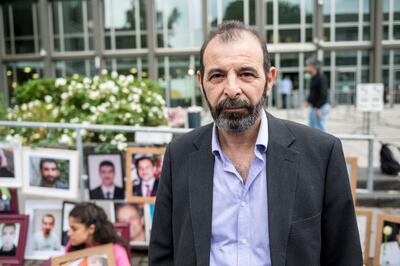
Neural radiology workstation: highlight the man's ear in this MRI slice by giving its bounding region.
[265,67,277,96]
[196,70,205,96]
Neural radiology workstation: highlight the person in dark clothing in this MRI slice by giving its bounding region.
[0,223,17,256]
[305,57,330,131]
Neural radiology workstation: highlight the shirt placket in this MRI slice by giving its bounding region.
[237,187,251,266]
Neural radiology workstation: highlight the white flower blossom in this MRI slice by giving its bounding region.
[61,92,69,100]
[90,106,97,113]
[127,75,134,83]
[21,104,28,111]
[99,135,107,142]
[83,77,91,85]
[44,95,53,103]
[111,71,118,79]
[82,103,90,110]
[383,225,393,236]
[89,91,100,100]
[59,134,72,145]
[55,78,67,87]
[117,142,127,151]
[109,96,117,103]
[124,113,132,119]
[72,74,80,80]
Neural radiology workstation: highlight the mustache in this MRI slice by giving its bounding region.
[215,98,252,113]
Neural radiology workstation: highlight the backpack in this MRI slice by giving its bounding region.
[380,143,400,175]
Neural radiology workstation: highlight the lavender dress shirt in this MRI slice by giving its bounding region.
[210,111,271,266]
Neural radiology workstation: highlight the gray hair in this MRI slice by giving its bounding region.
[306,57,322,71]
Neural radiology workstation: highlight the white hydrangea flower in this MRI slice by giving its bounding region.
[21,104,28,111]
[99,134,107,142]
[117,142,127,151]
[76,83,83,90]
[61,92,69,100]
[59,134,72,145]
[122,88,129,94]
[111,86,119,94]
[83,77,91,85]
[109,96,116,103]
[51,108,59,117]
[90,106,97,113]
[55,78,67,87]
[70,117,80,123]
[89,91,100,100]
[82,103,90,110]
[124,113,132,119]
[72,74,80,79]
[111,71,118,79]
[44,95,53,103]
[127,75,134,83]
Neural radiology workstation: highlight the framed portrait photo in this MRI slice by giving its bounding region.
[0,215,28,265]
[114,202,148,246]
[93,201,116,223]
[356,208,372,264]
[87,153,124,200]
[125,147,165,203]
[61,201,77,246]
[374,214,400,266]
[51,243,115,266]
[24,200,64,260]
[345,156,358,202]
[0,188,19,214]
[0,141,22,187]
[22,148,79,200]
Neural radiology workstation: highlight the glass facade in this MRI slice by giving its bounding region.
[1,0,400,107]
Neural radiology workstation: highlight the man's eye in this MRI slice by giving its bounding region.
[210,74,224,80]
[242,72,254,77]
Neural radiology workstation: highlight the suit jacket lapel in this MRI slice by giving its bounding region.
[188,125,214,266]
[266,113,299,266]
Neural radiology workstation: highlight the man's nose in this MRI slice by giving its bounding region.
[224,73,241,98]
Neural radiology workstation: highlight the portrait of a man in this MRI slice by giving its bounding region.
[89,159,124,200]
[37,158,68,189]
[132,154,159,197]
[115,203,145,242]
[0,148,14,178]
[32,213,61,251]
[0,223,18,256]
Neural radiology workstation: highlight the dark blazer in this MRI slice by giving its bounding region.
[89,185,124,200]
[149,112,362,266]
[133,179,159,197]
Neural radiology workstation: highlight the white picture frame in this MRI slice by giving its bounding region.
[24,200,64,260]
[0,141,22,187]
[22,148,79,199]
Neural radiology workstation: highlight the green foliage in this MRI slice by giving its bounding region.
[0,92,6,120]
[2,72,167,150]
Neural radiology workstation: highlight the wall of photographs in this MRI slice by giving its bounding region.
[0,140,161,264]
[2,140,400,264]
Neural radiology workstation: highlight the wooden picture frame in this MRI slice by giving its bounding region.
[0,141,22,187]
[0,215,29,265]
[345,156,358,202]
[0,188,19,214]
[87,153,125,200]
[125,147,165,203]
[374,214,400,266]
[51,243,115,266]
[356,208,372,264]
[114,202,147,246]
[22,148,79,200]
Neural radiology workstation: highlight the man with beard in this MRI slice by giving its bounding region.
[32,214,61,251]
[149,21,362,265]
[39,159,68,189]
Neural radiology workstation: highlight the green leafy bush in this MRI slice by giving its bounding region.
[2,71,167,150]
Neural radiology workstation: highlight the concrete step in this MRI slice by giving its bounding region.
[356,191,400,208]
[357,177,400,190]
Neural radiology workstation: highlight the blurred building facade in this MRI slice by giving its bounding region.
[0,0,399,107]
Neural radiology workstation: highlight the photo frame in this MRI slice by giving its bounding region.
[24,200,64,260]
[345,156,358,202]
[125,147,165,203]
[374,214,400,266]
[113,223,130,243]
[0,141,22,187]
[87,153,125,200]
[93,200,116,223]
[0,188,19,214]
[22,147,79,200]
[356,208,372,264]
[61,201,77,246]
[114,202,147,246]
[51,243,115,266]
[0,214,29,265]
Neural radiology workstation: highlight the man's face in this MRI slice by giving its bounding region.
[42,216,54,236]
[137,159,156,182]
[197,31,276,133]
[40,162,60,184]
[1,226,15,248]
[99,165,115,187]
[306,64,316,75]
[116,205,144,241]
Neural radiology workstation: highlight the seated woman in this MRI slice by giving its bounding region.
[65,202,130,266]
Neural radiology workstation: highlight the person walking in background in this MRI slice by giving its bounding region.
[280,75,293,109]
[305,57,330,131]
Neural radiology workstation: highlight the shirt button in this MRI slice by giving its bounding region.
[240,201,246,207]
[241,238,247,245]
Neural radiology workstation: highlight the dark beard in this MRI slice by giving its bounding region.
[204,92,266,133]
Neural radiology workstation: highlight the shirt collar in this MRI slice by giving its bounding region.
[211,111,269,157]
[141,178,155,188]
[101,185,114,194]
